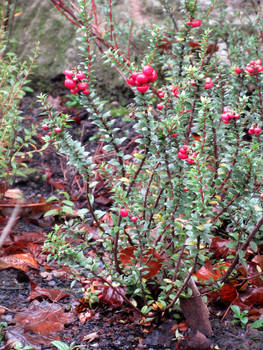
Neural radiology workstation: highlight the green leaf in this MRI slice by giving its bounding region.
[51,340,70,350]
[44,209,59,217]
[62,206,75,215]
[231,305,241,316]
[250,318,263,329]
[46,196,58,203]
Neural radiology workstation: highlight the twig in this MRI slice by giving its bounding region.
[0,203,21,249]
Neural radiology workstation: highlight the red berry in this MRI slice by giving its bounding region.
[191,80,196,86]
[70,88,79,94]
[204,82,213,89]
[157,89,165,98]
[64,70,74,79]
[191,20,202,27]
[254,127,262,134]
[257,66,263,72]
[64,79,76,89]
[172,133,178,138]
[260,194,263,199]
[256,59,262,65]
[47,131,52,136]
[156,103,163,110]
[131,72,139,80]
[178,151,188,159]
[136,73,149,85]
[246,66,254,74]
[221,115,230,124]
[186,21,192,26]
[76,72,85,80]
[82,89,90,95]
[41,124,49,131]
[234,67,242,74]
[120,208,129,217]
[54,127,62,133]
[148,69,158,82]
[183,187,189,191]
[137,84,149,93]
[131,216,138,222]
[127,77,136,86]
[78,82,89,90]
[173,89,179,97]
[181,145,189,152]
[142,64,154,76]
[186,158,195,164]
[248,128,255,134]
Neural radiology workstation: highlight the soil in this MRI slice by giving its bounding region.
[0,81,263,350]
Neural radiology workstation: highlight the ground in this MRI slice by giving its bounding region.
[0,82,263,350]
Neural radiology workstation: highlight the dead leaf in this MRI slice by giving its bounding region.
[120,247,163,278]
[5,325,59,350]
[0,253,38,272]
[27,284,69,302]
[210,236,231,259]
[242,287,263,306]
[82,278,125,309]
[83,331,99,342]
[4,188,23,199]
[14,301,75,335]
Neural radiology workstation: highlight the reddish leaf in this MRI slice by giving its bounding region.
[82,278,125,309]
[27,285,69,302]
[195,261,231,281]
[120,247,163,278]
[210,236,231,259]
[242,287,263,306]
[188,41,200,48]
[195,265,219,281]
[219,284,238,303]
[5,325,59,350]
[0,253,39,272]
[14,301,74,335]
[247,261,263,287]
[98,284,125,308]
[13,232,45,243]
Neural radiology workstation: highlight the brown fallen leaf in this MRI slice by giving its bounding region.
[0,253,39,272]
[14,301,75,335]
[5,325,59,350]
[27,284,69,302]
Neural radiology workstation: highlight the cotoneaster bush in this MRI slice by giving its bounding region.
[42,0,263,323]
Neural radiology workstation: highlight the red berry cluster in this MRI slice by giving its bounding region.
[168,85,179,97]
[221,107,240,124]
[186,20,202,27]
[155,86,179,110]
[234,67,243,75]
[41,124,62,134]
[64,69,90,95]
[204,77,213,89]
[120,208,138,222]
[248,126,262,136]
[178,145,197,164]
[245,59,263,76]
[126,65,157,93]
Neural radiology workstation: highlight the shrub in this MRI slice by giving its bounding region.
[42,0,263,328]
[0,2,38,195]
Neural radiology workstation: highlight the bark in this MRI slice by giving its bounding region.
[180,277,213,337]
